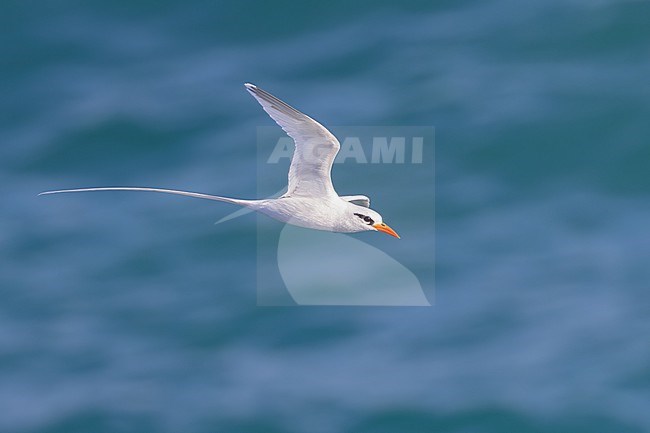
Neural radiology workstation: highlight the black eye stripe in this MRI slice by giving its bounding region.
[354,213,374,225]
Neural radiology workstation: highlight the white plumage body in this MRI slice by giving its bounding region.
[252,196,370,233]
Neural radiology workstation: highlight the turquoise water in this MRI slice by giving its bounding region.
[2,0,650,432]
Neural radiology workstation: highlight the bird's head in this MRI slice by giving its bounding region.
[351,208,400,239]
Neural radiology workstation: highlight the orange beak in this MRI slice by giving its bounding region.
[373,222,400,239]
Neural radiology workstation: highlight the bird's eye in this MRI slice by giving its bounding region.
[354,213,374,225]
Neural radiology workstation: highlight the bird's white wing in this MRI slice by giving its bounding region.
[245,83,340,198]
[341,195,370,208]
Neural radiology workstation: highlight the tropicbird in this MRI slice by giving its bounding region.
[40,83,400,238]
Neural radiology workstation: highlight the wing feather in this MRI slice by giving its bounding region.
[341,195,370,208]
[245,83,340,198]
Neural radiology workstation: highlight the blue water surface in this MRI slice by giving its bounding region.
[1,0,649,432]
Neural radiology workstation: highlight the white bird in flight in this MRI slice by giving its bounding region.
[40,83,400,239]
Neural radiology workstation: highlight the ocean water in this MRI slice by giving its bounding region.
[2,0,650,432]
